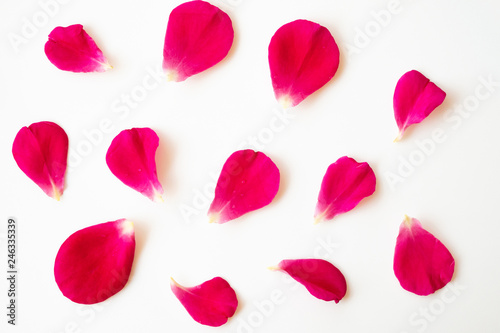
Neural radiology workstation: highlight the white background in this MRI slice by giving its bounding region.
[1,0,500,332]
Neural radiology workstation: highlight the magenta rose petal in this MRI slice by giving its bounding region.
[44,24,111,73]
[268,19,340,108]
[394,215,455,296]
[171,277,238,327]
[314,156,376,223]
[162,0,234,82]
[393,70,446,141]
[271,259,347,303]
[106,128,164,202]
[54,219,136,304]
[208,149,280,224]
[12,121,68,200]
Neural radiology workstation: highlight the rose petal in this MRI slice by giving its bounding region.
[393,70,446,141]
[106,128,164,202]
[171,277,238,327]
[272,259,347,302]
[45,24,111,73]
[314,156,376,223]
[163,0,234,81]
[268,19,340,108]
[393,215,455,296]
[54,219,135,304]
[208,149,280,224]
[12,121,68,200]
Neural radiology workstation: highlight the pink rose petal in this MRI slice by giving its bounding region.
[163,0,234,81]
[394,215,455,296]
[208,149,280,224]
[45,24,111,73]
[106,128,164,202]
[54,219,135,304]
[272,259,347,302]
[268,19,340,108]
[393,70,446,141]
[12,121,68,200]
[171,277,238,327]
[314,156,376,223]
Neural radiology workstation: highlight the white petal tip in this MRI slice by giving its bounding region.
[51,183,61,201]
[208,214,219,224]
[394,131,404,142]
[314,211,328,224]
[402,215,413,227]
[153,193,164,203]
[98,60,112,71]
[119,220,135,236]
[278,95,293,109]
[166,69,179,82]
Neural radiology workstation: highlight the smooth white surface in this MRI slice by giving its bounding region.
[1,0,500,332]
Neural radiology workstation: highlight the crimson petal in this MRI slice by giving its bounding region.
[272,259,347,302]
[314,156,376,223]
[163,0,234,81]
[12,121,68,200]
[208,150,280,224]
[106,128,164,202]
[393,70,446,141]
[54,219,135,304]
[393,216,455,296]
[171,277,238,327]
[45,24,111,73]
[269,19,340,108]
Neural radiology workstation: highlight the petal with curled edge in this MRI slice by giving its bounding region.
[171,277,238,327]
[269,19,340,108]
[12,121,68,200]
[54,219,136,304]
[106,128,164,202]
[208,150,280,224]
[271,259,347,302]
[45,24,111,73]
[163,0,234,81]
[314,156,376,223]
[393,216,455,296]
[393,70,446,141]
